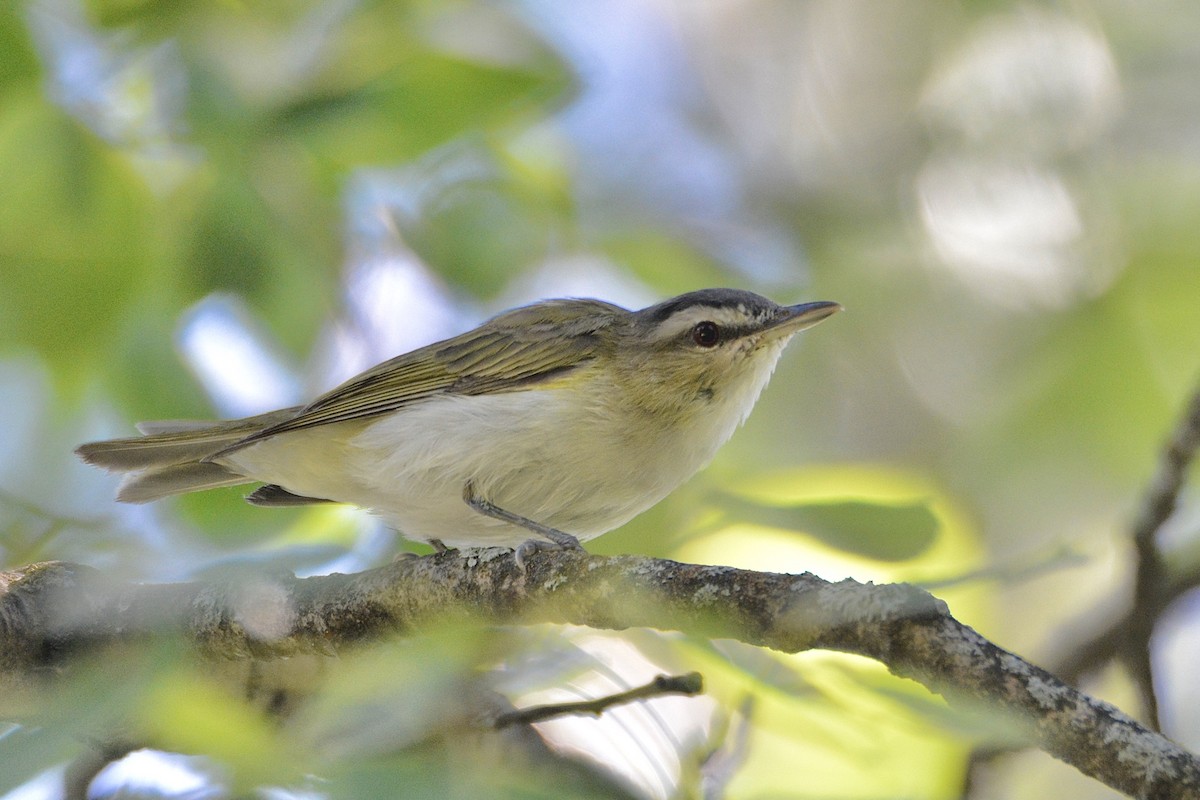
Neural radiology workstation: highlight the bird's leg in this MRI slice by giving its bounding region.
[428,538,451,553]
[462,481,585,567]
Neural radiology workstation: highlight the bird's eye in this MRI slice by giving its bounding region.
[691,321,720,347]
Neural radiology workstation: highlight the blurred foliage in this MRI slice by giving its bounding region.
[719,495,940,562]
[2,0,1200,798]
[0,87,154,373]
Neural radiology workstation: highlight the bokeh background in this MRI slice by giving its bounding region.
[2,1,1199,798]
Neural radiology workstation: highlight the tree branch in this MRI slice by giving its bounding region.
[1055,378,1200,713]
[2,552,1199,799]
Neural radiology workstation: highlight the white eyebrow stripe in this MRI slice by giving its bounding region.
[650,304,754,342]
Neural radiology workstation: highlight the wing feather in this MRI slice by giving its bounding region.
[216,298,622,453]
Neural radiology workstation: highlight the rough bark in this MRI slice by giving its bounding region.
[3,551,1198,799]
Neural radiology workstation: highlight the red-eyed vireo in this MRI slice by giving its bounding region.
[77,288,840,557]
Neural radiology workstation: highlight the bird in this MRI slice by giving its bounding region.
[77,288,841,555]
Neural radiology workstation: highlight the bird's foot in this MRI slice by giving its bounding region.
[462,481,586,571]
[513,532,585,572]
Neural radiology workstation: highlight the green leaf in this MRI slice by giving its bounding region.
[724,495,940,561]
[221,4,572,179]
[401,171,553,297]
[138,667,303,791]
[0,91,154,372]
[0,6,40,91]
[372,143,568,298]
[273,51,561,170]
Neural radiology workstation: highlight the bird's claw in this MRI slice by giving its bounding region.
[513,532,585,572]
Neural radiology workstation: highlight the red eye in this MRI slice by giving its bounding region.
[692,321,720,347]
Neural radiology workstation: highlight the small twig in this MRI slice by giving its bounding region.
[493,672,704,729]
[1127,379,1200,727]
[969,379,1200,799]
[1053,381,1200,715]
[1131,380,1200,556]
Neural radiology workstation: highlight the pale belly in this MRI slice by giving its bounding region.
[218,390,720,548]
[344,392,703,548]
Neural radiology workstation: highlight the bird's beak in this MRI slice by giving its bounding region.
[762,300,843,340]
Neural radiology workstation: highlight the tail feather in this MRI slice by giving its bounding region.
[76,407,302,502]
[76,430,251,471]
[135,419,231,435]
[75,408,299,472]
[117,461,248,503]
